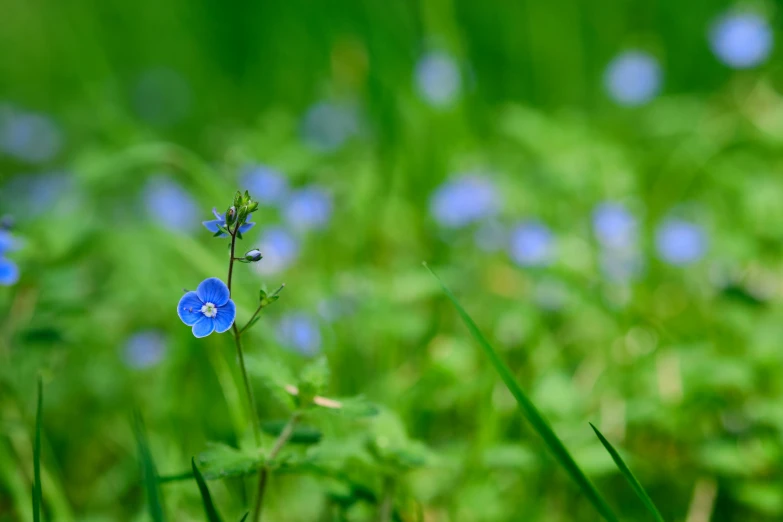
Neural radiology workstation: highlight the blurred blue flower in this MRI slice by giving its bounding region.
[0,258,19,286]
[301,101,360,152]
[592,202,637,249]
[414,51,462,108]
[474,220,508,252]
[509,221,554,267]
[276,313,322,356]
[202,207,255,237]
[604,51,662,106]
[283,186,333,232]
[255,227,300,275]
[709,12,773,69]
[655,219,707,266]
[430,175,499,229]
[599,248,644,282]
[133,68,191,127]
[177,278,236,338]
[143,177,200,233]
[1,173,73,217]
[0,109,62,163]
[0,230,16,256]
[240,165,289,205]
[123,330,166,369]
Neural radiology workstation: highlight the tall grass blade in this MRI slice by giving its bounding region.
[424,263,618,522]
[238,513,249,522]
[133,413,166,522]
[590,423,665,522]
[32,377,42,522]
[192,457,224,522]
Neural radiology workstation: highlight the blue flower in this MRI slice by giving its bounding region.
[0,108,62,163]
[301,101,361,152]
[710,12,772,69]
[143,176,199,233]
[0,230,16,256]
[415,51,463,108]
[509,221,554,267]
[283,186,333,232]
[0,258,19,286]
[177,278,236,338]
[240,165,289,205]
[276,313,322,356]
[430,175,499,229]
[124,330,166,369]
[255,227,300,275]
[604,51,662,106]
[592,202,637,249]
[202,207,255,237]
[655,219,707,266]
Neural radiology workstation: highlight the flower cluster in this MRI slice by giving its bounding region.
[0,218,19,286]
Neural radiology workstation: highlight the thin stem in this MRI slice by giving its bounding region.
[252,412,301,521]
[238,283,285,335]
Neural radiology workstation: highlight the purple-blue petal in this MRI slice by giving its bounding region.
[202,219,224,233]
[177,291,203,326]
[0,258,19,286]
[192,316,216,338]
[196,277,231,307]
[239,222,255,234]
[214,299,236,333]
[212,207,223,220]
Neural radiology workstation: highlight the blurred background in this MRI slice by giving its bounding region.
[2,0,783,520]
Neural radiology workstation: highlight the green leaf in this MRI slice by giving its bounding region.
[590,423,665,522]
[424,263,618,522]
[238,513,249,522]
[261,420,322,444]
[192,458,223,522]
[32,377,42,522]
[133,414,166,522]
[196,443,264,480]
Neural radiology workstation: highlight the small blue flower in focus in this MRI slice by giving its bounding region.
[177,278,236,338]
[143,176,200,233]
[709,12,773,69]
[655,219,707,266]
[414,51,462,108]
[592,202,637,249]
[430,175,499,229]
[604,51,662,106]
[301,101,360,152]
[255,227,300,275]
[202,207,256,237]
[0,109,62,163]
[240,165,289,205]
[0,258,19,286]
[276,313,322,357]
[124,330,166,369]
[509,221,554,267]
[283,186,333,232]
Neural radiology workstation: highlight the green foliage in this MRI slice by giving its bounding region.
[261,420,323,444]
[32,377,42,522]
[195,443,265,481]
[133,414,166,522]
[192,457,224,522]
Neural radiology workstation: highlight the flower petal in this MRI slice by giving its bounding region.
[192,316,216,338]
[177,291,203,326]
[212,207,224,220]
[214,299,236,333]
[239,222,256,234]
[0,258,19,286]
[202,219,224,233]
[196,277,231,306]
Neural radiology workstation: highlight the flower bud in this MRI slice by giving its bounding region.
[225,206,237,226]
[244,249,263,262]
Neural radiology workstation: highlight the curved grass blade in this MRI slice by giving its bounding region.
[192,458,224,522]
[133,413,166,522]
[32,377,42,522]
[590,423,665,522]
[238,513,249,522]
[424,263,618,522]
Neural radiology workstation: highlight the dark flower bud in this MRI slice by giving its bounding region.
[225,206,237,226]
[244,249,263,262]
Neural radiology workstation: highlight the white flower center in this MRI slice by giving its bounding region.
[201,302,218,318]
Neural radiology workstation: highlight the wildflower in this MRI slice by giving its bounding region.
[0,109,62,163]
[177,278,236,337]
[276,313,322,356]
[592,202,637,249]
[123,330,166,369]
[143,176,199,233]
[0,230,15,256]
[202,207,255,237]
[240,165,289,205]
[710,12,772,69]
[244,249,263,262]
[0,258,18,286]
[604,51,662,106]
[655,218,707,266]
[283,186,333,232]
[509,221,554,267]
[414,51,462,108]
[430,175,499,229]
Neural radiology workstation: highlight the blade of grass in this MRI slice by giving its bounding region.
[32,377,42,522]
[133,413,166,522]
[238,513,249,522]
[590,423,665,522]
[192,458,224,522]
[424,263,618,522]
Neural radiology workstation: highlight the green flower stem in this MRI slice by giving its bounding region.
[238,284,285,335]
[252,412,301,522]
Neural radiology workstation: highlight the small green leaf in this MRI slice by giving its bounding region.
[133,414,166,522]
[590,423,665,522]
[236,230,243,240]
[192,458,223,522]
[299,356,330,398]
[32,377,42,522]
[196,443,264,480]
[424,263,618,522]
[261,421,322,444]
[244,316,261,331]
